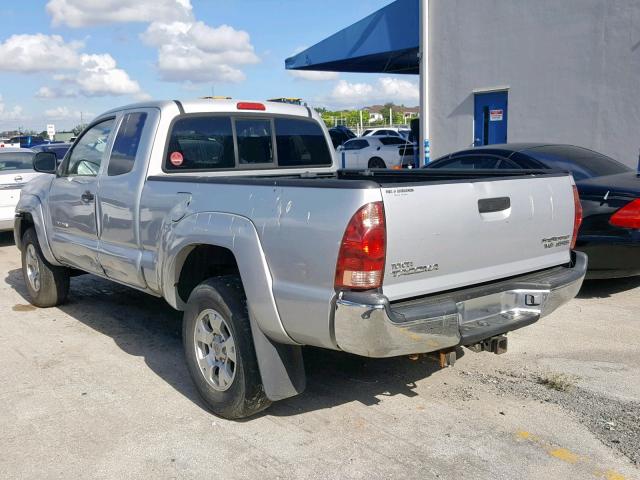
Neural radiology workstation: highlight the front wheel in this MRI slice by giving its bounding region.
[182,276,271,419]
[21,228,70,307]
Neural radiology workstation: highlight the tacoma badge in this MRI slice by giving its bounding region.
[391,261,439,277]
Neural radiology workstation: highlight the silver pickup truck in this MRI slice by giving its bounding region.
[15,99,586,418]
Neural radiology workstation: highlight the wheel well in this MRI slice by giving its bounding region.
[368,157,385,168]
[176,244,240,304]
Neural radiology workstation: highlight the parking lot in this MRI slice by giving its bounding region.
[0,231,638,479]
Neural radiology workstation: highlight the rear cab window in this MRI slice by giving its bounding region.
[0,152,34,171]
[164,115,332,171]
[236,119,274,166]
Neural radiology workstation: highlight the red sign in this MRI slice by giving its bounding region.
[170,151,184,167]
[489,109,503,121]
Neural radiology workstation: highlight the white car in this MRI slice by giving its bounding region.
[362,127,411,139]
[0,148,42,231]
[337,136,414,169]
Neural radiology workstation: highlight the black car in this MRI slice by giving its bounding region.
[328,126,356,149]
[427,144,640,279]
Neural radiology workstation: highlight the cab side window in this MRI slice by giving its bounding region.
[64,119,115,177]
[108,112,148,176]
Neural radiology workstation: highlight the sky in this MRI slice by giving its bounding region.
[0,0,420,132]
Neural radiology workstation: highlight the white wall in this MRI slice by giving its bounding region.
[429,0,640,169]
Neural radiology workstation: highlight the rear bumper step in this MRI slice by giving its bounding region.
[332,252,587,358]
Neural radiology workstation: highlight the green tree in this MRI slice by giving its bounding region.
[72,124,85,135]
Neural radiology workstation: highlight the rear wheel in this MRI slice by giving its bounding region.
[368,157,386,168]
[182,276,270,419]
[21,228,69,307]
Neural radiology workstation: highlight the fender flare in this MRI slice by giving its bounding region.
[160,211,306,401]
[15,194,63,266]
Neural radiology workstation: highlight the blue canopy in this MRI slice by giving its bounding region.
[285,0,419,74]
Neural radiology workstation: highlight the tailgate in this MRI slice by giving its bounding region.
[381,174,575,300]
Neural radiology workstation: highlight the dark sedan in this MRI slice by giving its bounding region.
[427,144,640,279]
[31,142,72,162]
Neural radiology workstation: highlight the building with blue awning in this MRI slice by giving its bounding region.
[286,0,640,169]
[285,0,418,75]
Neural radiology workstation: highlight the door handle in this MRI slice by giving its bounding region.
[81,190,95,203]
[478,197,511,213]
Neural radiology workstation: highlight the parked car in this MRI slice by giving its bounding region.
[361,127,408,139]
[16,99,585,419]
[337,135,414,168]
[0,148,43,231]
[31,142,73,163]
[328,126,356,149]
[8,135,46,148]
[427,143,640,278]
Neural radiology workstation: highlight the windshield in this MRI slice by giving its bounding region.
[0,152,34,171]
[524,145,631,180]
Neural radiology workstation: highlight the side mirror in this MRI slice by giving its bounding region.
[33,152,58,174]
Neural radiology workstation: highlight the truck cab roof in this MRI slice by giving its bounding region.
[101,99,314,119]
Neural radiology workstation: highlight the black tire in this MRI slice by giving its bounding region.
[21,228,70,307]
[182,276,271,419]
[368,157,386,168]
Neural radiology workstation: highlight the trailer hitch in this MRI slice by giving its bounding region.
[467,335,508,355]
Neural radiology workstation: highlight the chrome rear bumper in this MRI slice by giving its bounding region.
[333,252,587,358]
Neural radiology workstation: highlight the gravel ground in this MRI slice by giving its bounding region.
[0,231,638,480]
[461,368,640,465]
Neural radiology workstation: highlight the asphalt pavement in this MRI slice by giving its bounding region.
[0,232,638,480]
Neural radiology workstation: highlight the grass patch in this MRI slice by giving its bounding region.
[536,372,577,392]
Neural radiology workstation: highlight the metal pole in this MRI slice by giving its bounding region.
[419,0,429,165]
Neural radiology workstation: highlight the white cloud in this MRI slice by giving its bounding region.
[44,106,95,125]
[76,54,142,96]
[44,106,94,122]
[0,32,142,99]
[35,86,77,98]
[288,70,339,81]
[33,54,143,99]
[141,21,259,83]
[47,0,193,27]
[0,95,24,120]
[134,92,153,101]
[0,34,82,73]
[326,77,419,108]
[44,106,73,119]
[0,94,27,129]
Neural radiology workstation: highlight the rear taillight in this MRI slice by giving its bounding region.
[571,185,583,249]
[335,202,386,290]
[609,198,640,229]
